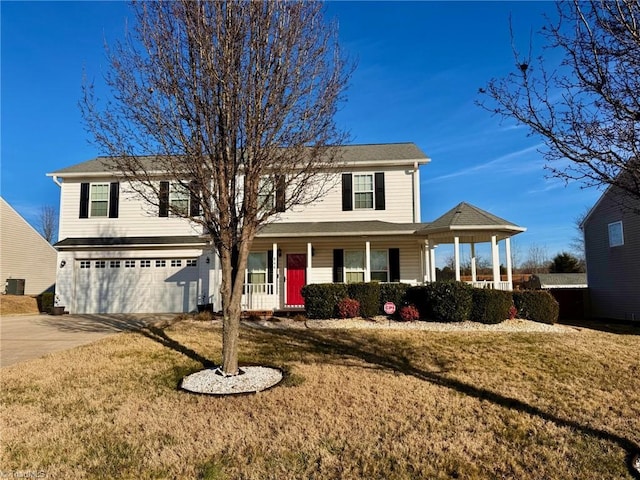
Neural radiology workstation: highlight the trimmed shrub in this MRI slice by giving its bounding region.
[470,288,512,324]
[38,292,54,314]
[337,298,360,319]
[513,290,559,325]
[405,282,473,322]
[398,304,420,322]
[429,282,474,322]
[301,283,348,319]
[379,283,410,314]
[347,282,381,318]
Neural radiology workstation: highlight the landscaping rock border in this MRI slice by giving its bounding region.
[180,366,283,395]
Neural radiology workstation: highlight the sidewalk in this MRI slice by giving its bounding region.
[0,313,173,367]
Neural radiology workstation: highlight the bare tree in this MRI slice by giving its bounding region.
[81,1,351,375]
[37,205,58,243]
[478,1,640,209]
[522,243,550,274]
[570,207,589,270]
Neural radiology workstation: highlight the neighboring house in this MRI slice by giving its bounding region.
[526,273,588,290]
[47,143,526,314]
[0,197,57,295]
[582,184,640,321]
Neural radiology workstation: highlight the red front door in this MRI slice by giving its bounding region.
[286,254,307,306]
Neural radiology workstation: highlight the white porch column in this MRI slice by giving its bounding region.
[364,240,371,282]
[423,241,431,282]
[272,243,278,297]
[470,242,477,283]
[430,245,437,282]
[454,236,461,282]
[491,235,500,285]
[505,237,513,291]
[306,242,313,285]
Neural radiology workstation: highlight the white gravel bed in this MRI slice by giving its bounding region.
[180,366,283,395]
[245,317,578,333]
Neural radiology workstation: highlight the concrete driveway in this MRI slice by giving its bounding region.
[0,313,174,367]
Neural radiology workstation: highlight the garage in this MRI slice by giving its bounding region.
[74,257,200,314]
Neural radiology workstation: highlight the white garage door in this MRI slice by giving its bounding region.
[74,258,199,314]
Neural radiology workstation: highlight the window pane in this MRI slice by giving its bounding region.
[354,175,373,191]
[346,272,365,283]
[370,250,388,271]
[354,192,373,209]
[248,252,267,271]
[371,272,388,282]
[170,183,189,214]
[345,251,364,269]
[608,221,624,247]
[248,272,266,284]
[91,184,109,200]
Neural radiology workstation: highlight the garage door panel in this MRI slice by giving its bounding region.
[74,259,199,314]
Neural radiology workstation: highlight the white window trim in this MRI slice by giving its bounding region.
[89,182,110,218]
[608,220,624,247]
[353,173,374,210]
[370,249,389,282]
[169,182,190,216]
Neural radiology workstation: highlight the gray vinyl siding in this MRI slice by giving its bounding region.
[583,190,640,321]
[0,198,57,295]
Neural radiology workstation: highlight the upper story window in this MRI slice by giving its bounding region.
[90,184,109,217]
[608,221,624,247]
[159,181,200,217]
[342,173,385,211]
[353,175,374,209]
[170,184,189,215]
[258,178,275,211]
[79,182,119,219]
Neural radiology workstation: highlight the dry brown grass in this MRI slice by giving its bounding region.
[0,295,39,316]
[1,320,639,479]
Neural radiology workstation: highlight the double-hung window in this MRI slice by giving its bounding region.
[258,178,275,211]
[80,182,119,219]
[170,183,189,215]
[370,250,389,282]
[90,184,109,217]
[247,252,267,284]
[353,175,374,209]
[345,251,365,283]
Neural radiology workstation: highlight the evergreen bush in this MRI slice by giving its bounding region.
[301,283,348,319]
[347,282,381,318]
[471,288,512,324]
[379,283,410,314]
[513,290,559,324]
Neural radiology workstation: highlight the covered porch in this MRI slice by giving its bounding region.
[418,202,526,291]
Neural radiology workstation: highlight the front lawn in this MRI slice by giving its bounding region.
[1,320,639,479]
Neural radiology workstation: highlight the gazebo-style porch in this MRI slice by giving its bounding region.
[418,202,526,291]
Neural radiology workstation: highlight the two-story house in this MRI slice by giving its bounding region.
[48,143,525,314]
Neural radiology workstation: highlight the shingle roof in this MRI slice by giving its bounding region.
[257,221,427,238]
[48,143,429,176]
[417,202,524,234]
[533,273,588,288]
[54,236,208,249]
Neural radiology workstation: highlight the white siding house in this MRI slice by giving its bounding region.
[0,197,57,295]
[48,143,525,314]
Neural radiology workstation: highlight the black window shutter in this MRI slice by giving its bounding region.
[275,175,286,212]
[189,181,200,217]
[79,183,90,218]
[159,181,169,217]
[375,172,386,210]
[341,174,353,211]
[389,248,400,282]
[267,250,274,284]
[333,249,344,283]
[108,182,120,218]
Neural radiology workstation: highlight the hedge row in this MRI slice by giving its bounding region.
[301,281,559,324]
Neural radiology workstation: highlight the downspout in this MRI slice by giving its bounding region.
[412,161,421,222]
[51,175,63,187]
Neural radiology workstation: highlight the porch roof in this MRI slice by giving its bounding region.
[416,202,525,242]
[257,220,427,238]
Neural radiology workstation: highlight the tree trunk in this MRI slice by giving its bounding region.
[220,239,252,376]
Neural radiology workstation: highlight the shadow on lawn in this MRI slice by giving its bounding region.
[243,326,640,479]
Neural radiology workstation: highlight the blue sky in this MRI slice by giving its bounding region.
[1,1,601,265]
